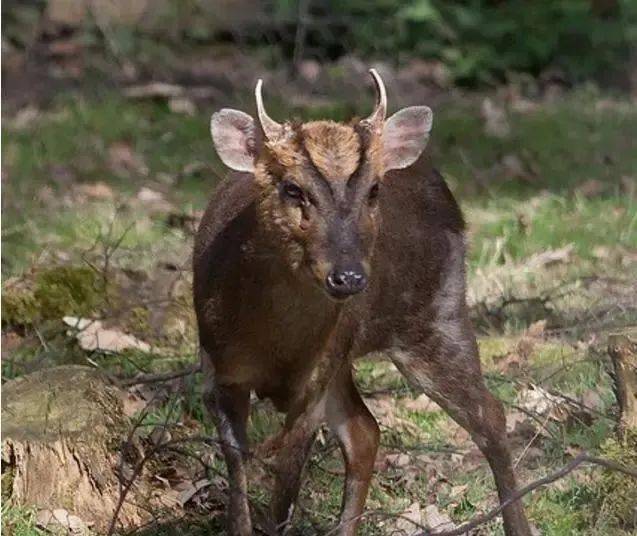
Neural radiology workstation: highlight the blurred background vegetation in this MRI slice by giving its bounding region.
[2,1,637,535]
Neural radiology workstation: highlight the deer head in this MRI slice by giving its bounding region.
[210,70,433,300]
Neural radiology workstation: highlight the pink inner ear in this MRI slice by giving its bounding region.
[383,106,432,172]
[211,109,257,172]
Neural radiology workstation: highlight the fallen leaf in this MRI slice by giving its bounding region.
[76,181,114,200]
[525,244,574,268]
[63,316,151,353]
[178,478,212,506]
[481,98,510,138]
[579,389,603,413]
[401,393,441,413]
[392,502,422,535]
[449,484,468,499]
[527,319,547,338]
[136,187,173,212]
[516,385,570,422]
[150,425,172,446]
[577,179,605,198]
[423,504,456,531]
[37,509,90,535]
[500,154,529,180]
[109,142,148,176]
[365,395,420,435]
[168,97,196,116]
[121,390,147,417]
[124,82,184,99]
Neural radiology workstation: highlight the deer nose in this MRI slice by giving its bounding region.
[325,267,368,298]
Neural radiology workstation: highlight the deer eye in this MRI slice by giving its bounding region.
[368,183,380,202]
[281,181,304,201]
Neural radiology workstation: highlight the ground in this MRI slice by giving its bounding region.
[2,78,636,535]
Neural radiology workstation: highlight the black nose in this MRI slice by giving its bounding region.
[325,268,368,298]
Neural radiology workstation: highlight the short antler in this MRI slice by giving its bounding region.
[255,79,284,141]
[362,69,387,128]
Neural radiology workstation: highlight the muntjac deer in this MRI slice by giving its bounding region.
[193,70,532,535]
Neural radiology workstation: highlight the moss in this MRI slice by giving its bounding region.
[595,430,637,529]
[33,266,104,319]
[1,285,39,326]
[2,266,105,326]
[478,336,516,366]
[124,306,152,338]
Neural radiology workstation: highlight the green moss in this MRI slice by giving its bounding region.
[1,266,105,326]
[124,306,152,337]
[595,431,637,529]
[1,285,39,326]
[478,336,516,366]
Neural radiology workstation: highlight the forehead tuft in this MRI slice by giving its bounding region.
[301,121,360,181]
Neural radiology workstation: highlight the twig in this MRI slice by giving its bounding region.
[119,363,201,387]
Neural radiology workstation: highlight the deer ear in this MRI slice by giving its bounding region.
[382,106,433,172]
[210,109,258,172]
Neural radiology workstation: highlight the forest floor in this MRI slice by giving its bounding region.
[2,51,637,535]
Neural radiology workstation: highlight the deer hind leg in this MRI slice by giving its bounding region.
[325,367,380,536]
[202,362,252,536]
[389,327,532,536]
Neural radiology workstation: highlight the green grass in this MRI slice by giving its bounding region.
[1,504,44,536]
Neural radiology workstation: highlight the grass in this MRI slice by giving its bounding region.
[0,504,43,536]
[2,86,636,535]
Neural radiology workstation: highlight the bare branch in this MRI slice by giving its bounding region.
[119,363,201,387]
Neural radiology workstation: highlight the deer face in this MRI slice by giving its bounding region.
[210,70,433,300]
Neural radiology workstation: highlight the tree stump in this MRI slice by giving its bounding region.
[608,334,637,434]
[1,366,148,533]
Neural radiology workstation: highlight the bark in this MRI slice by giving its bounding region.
[608,334,637,435]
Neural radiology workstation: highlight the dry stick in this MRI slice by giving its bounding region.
[119,363,201,387]
[323,452,637,536]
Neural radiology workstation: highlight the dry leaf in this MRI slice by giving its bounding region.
[121,390,147,417]
[76,181,114,200]
[516,385,569,422]
[124,82,184,99]
[481,98,510,138]
[449,484,468,499]
[37,508,90,535]
[392,502,422,535]
[178,478,212,506]
[63,316,151,353]
[577,179,605,198]
[401,393,441,413]
[526,319,547,338]
[136,187,173,212]
[423,504,456,531]
[169,97,196,116]
[525,244,574,268]
[109,142,148,176]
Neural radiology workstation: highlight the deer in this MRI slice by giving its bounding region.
[193,69,532,536]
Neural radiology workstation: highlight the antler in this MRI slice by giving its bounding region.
[255,79,284,141]
[362,68,387,128]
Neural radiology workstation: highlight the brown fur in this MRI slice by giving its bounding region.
[194,119,532,536]
[302,121,361,181]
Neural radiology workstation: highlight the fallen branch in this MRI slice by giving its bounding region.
[119,363,201,387]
